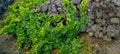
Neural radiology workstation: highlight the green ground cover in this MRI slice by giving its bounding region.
[0,0,88,54]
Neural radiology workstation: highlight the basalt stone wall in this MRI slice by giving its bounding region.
[82,0,120,42]
[36,0,82,16]
[0,0,14,19]
[36,0,64,16]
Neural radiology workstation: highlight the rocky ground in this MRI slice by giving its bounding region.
[79,33,120,54]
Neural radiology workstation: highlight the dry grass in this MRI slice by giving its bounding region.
[80,35,94,54]
[79,33,106,54]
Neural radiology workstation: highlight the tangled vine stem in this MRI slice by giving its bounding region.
[71,0,83,19]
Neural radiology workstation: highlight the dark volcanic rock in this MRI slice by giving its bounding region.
[6,0,14,5]
[83,0,120,42]
[36,0,67,26]
[37,2,49,13]
[0,0,14,19]
[71,0,82,5]
[36,0,64,16]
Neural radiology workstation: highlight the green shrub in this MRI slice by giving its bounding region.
[0,0,88,54]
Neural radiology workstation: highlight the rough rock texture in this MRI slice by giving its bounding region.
[36,0,64,16]
[35,0,67,26]
[36,0,83,26]
[0,0,14,19]
[112,0,120,6]
[0,35,18,54]
[82,0,120,42]
[36,0,82,18]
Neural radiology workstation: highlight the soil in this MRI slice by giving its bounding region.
[106,38,120,54]
[79,33,120,54]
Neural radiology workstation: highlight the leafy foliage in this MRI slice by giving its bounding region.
[0,0,88,54]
